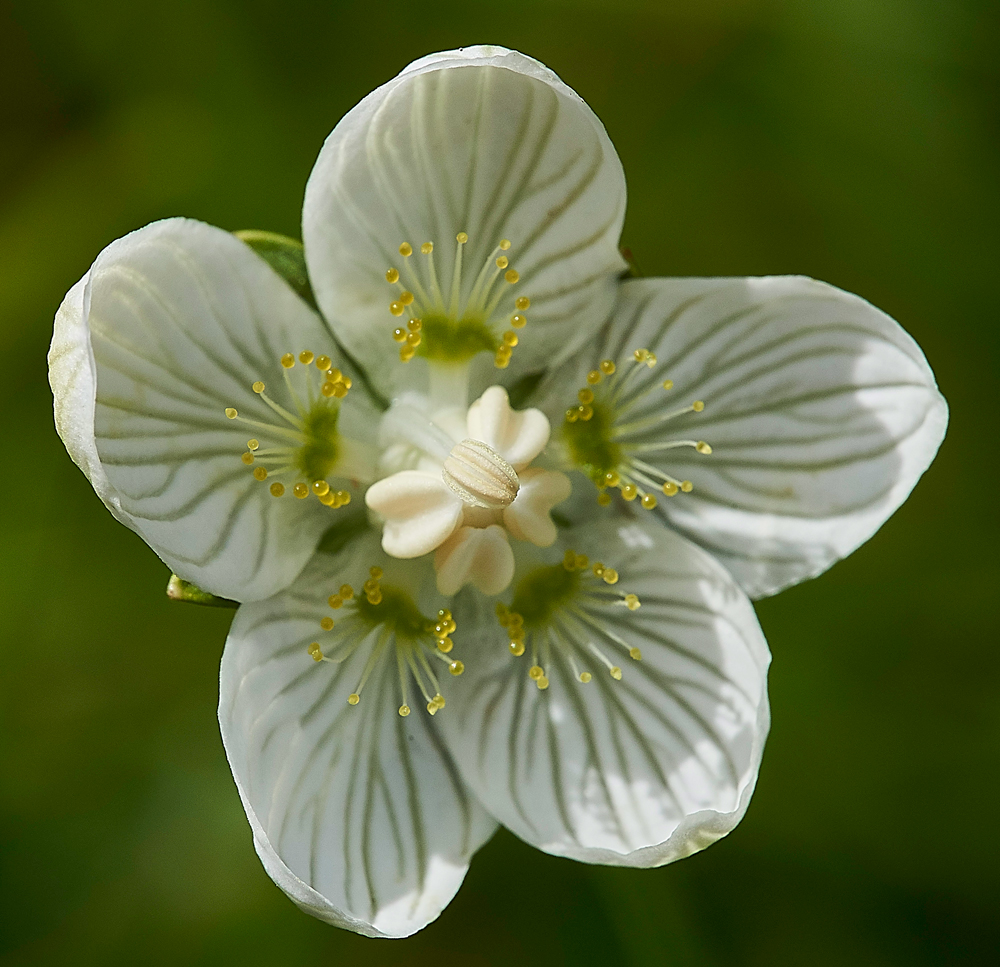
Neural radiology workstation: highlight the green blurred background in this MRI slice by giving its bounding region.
[2,0,996,963]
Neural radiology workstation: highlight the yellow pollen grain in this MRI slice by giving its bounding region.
[610,666,623,680]
[370,566,383,579]
[299,350,314,365]
[312,480,330,496]
[389,301,404,316]
[333,383,348,398]
[529,665,544,681]
[247,439,259,450]
[328,368,342,382]
[386,267,399,283]
[510,313,527,328]
[578,388,594,404]
[438,637,454,654]
[597,492,612,506]
[315,355,331,370]
[241,452,254,465]
[253,467,268,481]
[621,484,637,501]
[399,242,412,257]
[663,481,679,496]
[348,693,360,706]
[692,400,705,412]
[421,241,433,254]
[499,239,511,250]
[269,482,285,497]
[318,490,337,506]
[566,408,579,422]
[662,379,674,391]
[603,568,619,585]
[320,616,334,631]
[400,346,416,362]
[536,676,549,690]
[505,269,519,284]
[340,584,353,599]
[399,705,411,717]
[400,291,414,306]
[392,327,407,342]
[328,594,343,609]
[587,370,602,385]
[407,318,422,332]
[641,493,658,510]
[321,381,337,397]
[697,441,712,454]
[580,672,592,683]
[579,404,594,421]
[293,482,308,499]
[629,647,643,661]
[625,594,641,611]
[495,255,508,269]
[681,480,694,493]
[600,359,616,375]
[307,642,323,661]
[281,353,295,369]
[509,641,525,656]
[604,470,620,487]
[456,231,468,243]
[225,407,238,419]
[515,296,530,310]
[503,331,518,347]
[406,331,421,347]
[252,381,265,394]
[449,661,465,676]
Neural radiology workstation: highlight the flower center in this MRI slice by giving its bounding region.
[496,550,642,689]
[307,566,466,717]
[224,350,357,507]
[442,439,519,510]
[384,233,531,369]
[562,348,712,509]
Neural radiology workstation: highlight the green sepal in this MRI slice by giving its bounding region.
[166,574,238,609]
[235,230,318,310]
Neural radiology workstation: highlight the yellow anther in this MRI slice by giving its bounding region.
[328,595,343,609]
[629,647,643,660]
[579,672,592,683]
[587,370,602,385]
[421,241,433,254]
[366,588,383,605]
[299,350,314,365]
[681,480,693,493]
[624,594,641,611]
[315,355,331,370]
[252,381,265,394]
[505,269,520,284]
[503,331,518,347]
[319,490,337,506]
[495,255,508,269]
[565,408,579,422]
[225,407,238,419]
[386,267,400,283]
[499,239,511,250]
[449,660,465,676]
[597,492,612,506]
[600,359,616,375]
[603,568,619,585]
[662,481,679,496]
[456,232,468,243]
[433,694,446,710]
[363,579,379,595]
[662,379,674,391]
[321,381,337,397]
[241,452,254,465]
[509,640,525,656]
[510,313,527,328]
[621,484,637,501]
[399,242,412,257]
[578,388,595,404]
[633,349,649,363]
[407,318,422,332]
[312,480,330,496]
[604,470,620,487]
[696,441,713,454]
[692,400,705,412]
[370,566,383,579]
[437,637,454,654]
[399,704,411,717]
[392,327,406,342]
[641,493,658,510]
[292,482,308,498]
[400,291,414,306]
[579,404,594,421]
[494,352,510,369]
[507,613,523,629]
[400,346,416,362]
[406,331,422,347]
[308,642,323,661]
[337,490,350,505]
[348,693,360,706]
[247,439,259,450]
[610,666,623,680]
[529,665,544,681]
[281,353,295,368]
[320,616,334,631]
[253,467,268,481]
[269,482,285,497]
[389,301,404,316]
[340,584,353,599]
[333,383,348,399]
[592,562,605,577]
[328,368,342,382]
[515,296,530,310]
[536,676,549,690]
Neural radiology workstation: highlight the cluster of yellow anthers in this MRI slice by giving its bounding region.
[564,348,711,509]
[308,568,465,718]
[224,351,353,507]
[385,234,531,369]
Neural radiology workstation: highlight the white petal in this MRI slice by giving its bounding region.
[466,385,551,470]
[503,468,572,546]
[219,552,496,938]
[366,471,463,557]
[49,218,365,601]
[558,276,948,598]
[303,46,627,389]
[439,519,770,866]
[434,524,515,596]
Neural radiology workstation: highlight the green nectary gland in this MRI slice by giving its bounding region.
[418,314,498,362]
[511,564,581,628]
[354,585,428,641]
[296,403,340,481]
[562,401,623,483]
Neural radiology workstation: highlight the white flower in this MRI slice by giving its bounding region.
[50,46,947,940]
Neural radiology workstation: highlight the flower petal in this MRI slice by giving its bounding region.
[466,385,551,470]
[49,218,369,601]
[219,550,496,938]
[303,46,627,388]
[365,471,463,558]
[503,468,572,546]
[438,519,770,866]
[434,524,515,596]
[554,276,948,598]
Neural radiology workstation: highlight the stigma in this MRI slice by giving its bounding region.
[305,565,465,716]
[223,350,372,507]
[385,233,531,369]
[561,347,712,509]
[495,549,643,690]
